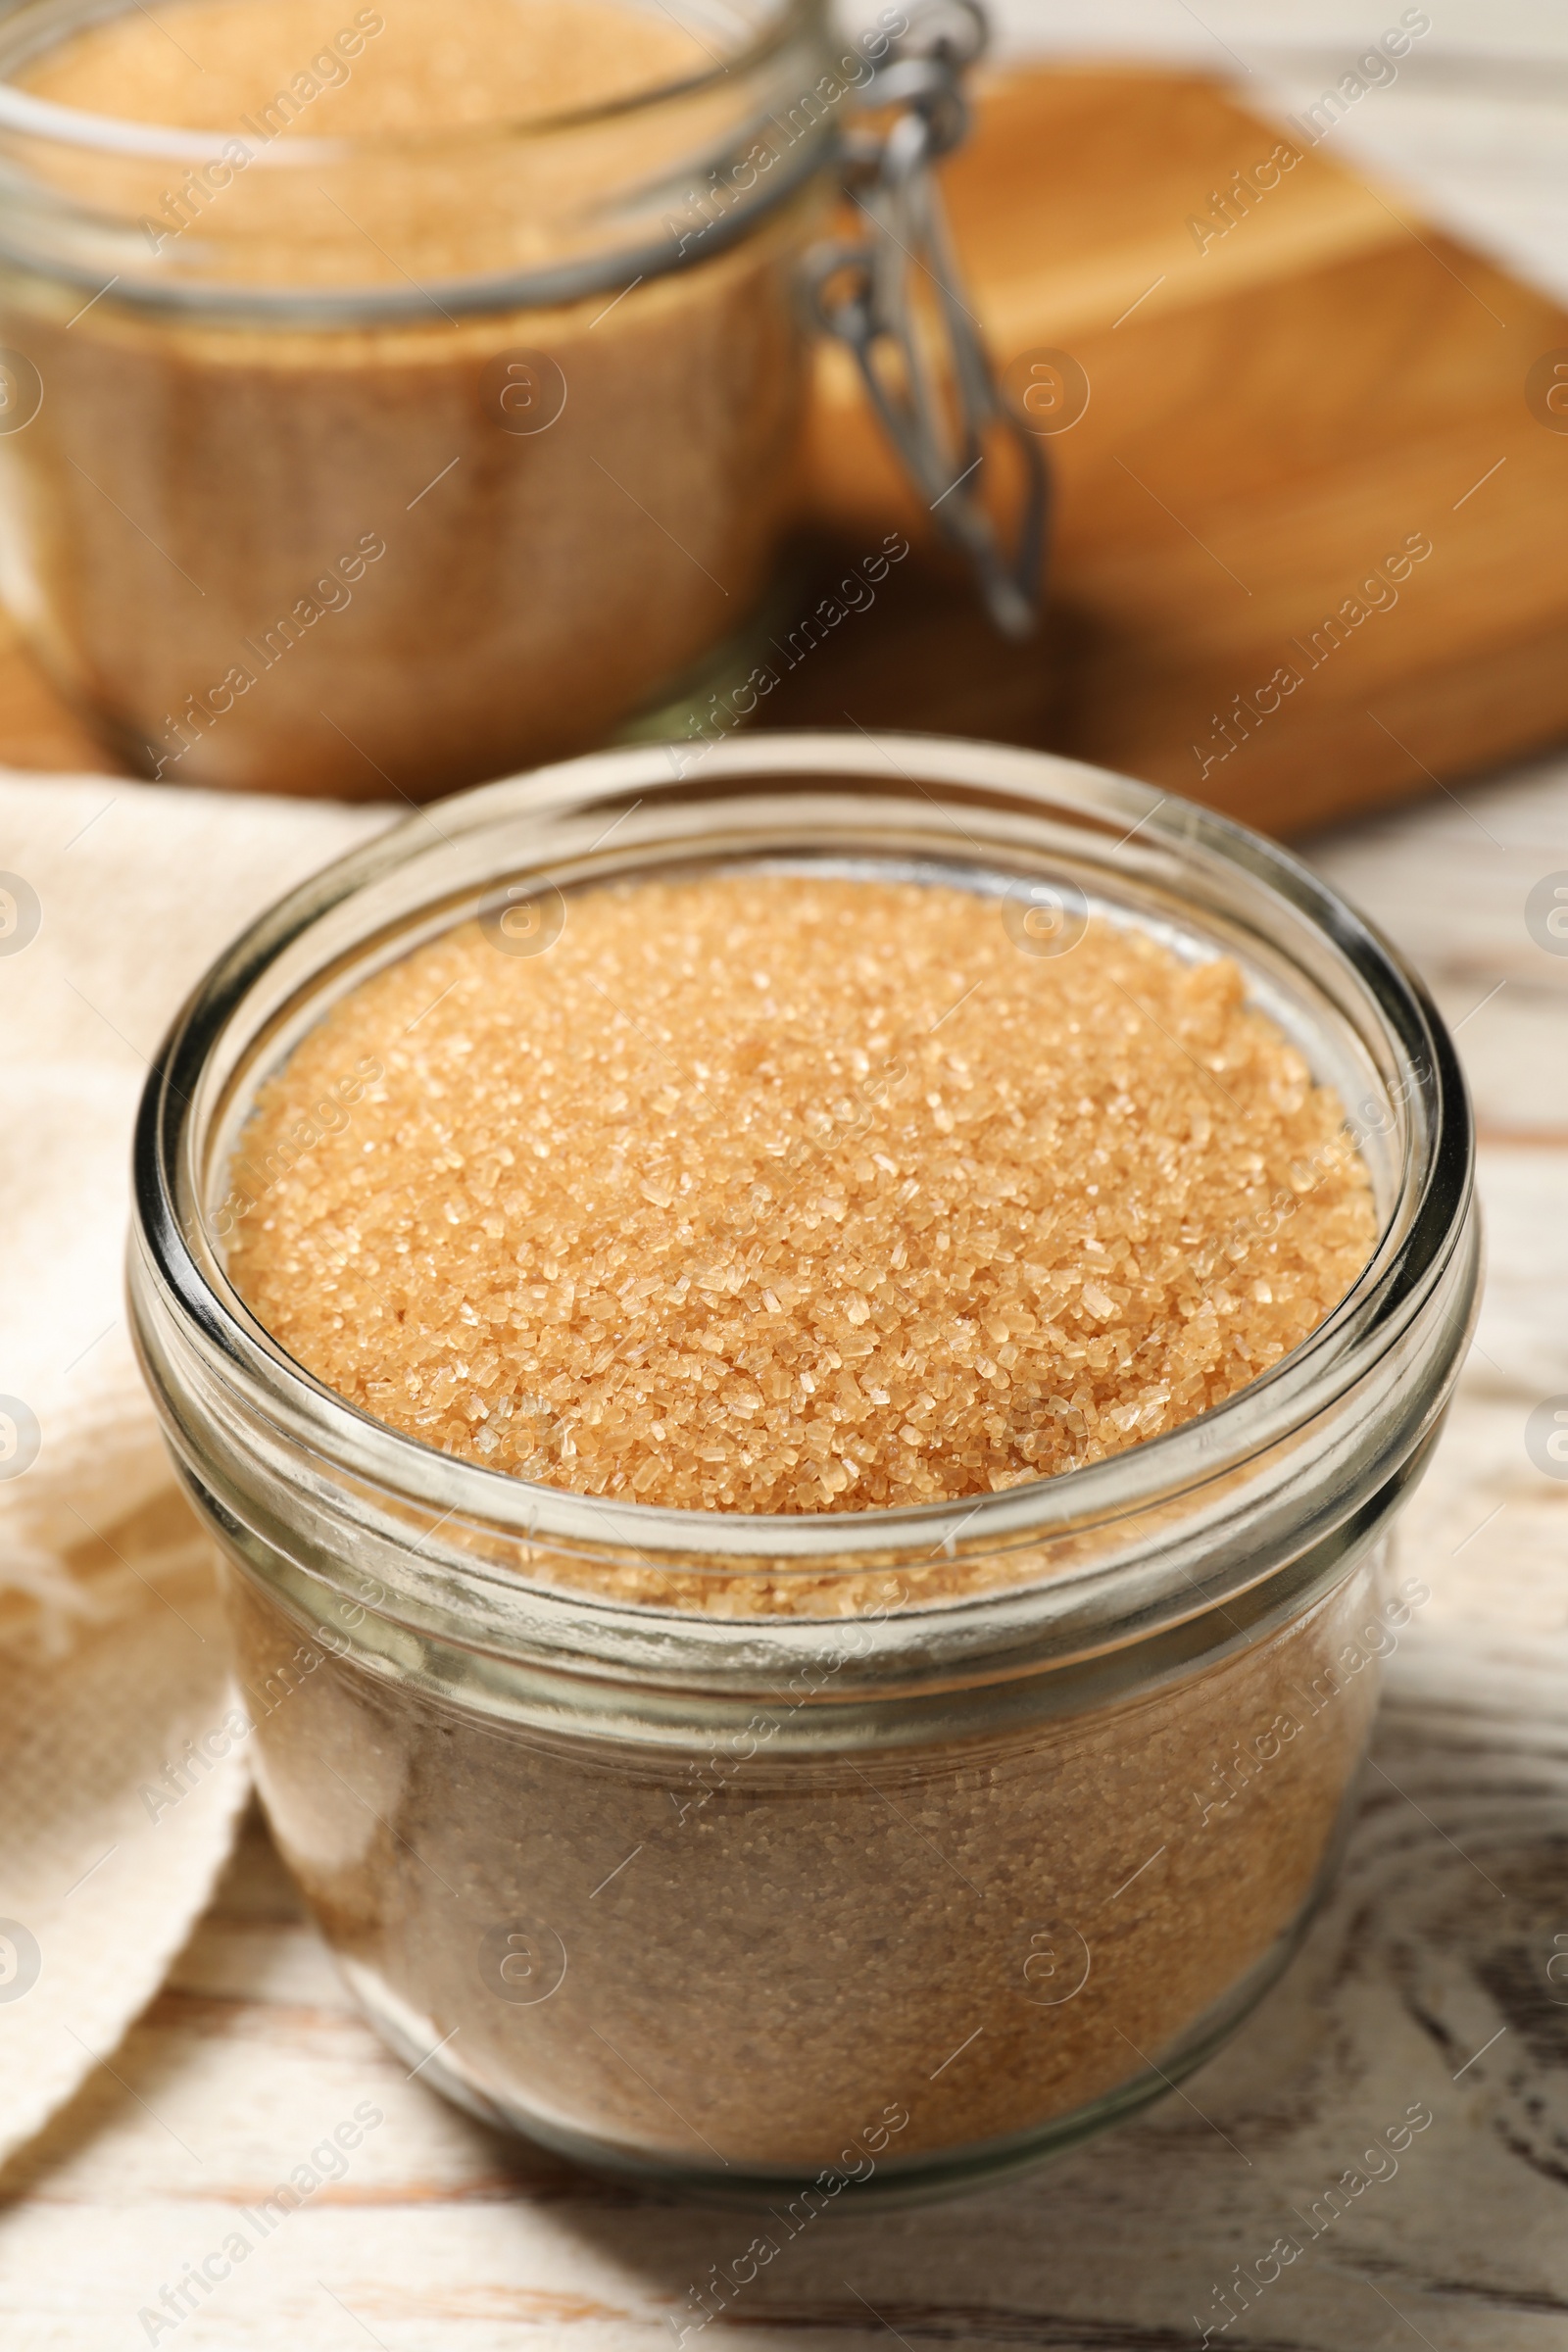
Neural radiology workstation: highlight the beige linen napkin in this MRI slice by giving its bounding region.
[0,767,387,2163]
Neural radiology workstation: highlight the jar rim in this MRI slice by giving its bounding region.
[129,731,1477,1618]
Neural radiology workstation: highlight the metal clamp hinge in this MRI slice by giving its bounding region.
[806,0,1049,640]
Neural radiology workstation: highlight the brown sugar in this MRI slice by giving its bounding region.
[226,871,1376,1516]
[18,0,709,135]
[0,0,810,796]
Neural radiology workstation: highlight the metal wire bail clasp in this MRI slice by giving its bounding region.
[806,0,1048,640]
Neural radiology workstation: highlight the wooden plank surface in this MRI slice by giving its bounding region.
[0,616,111,778]
[787,65,1568,834]
[2,740,1566,2351]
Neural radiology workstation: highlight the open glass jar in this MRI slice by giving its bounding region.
[129,733,1478,2201]
[0,0,930,797]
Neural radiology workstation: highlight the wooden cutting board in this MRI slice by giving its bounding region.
[767,64,1568,834]
[7,65,1568,834]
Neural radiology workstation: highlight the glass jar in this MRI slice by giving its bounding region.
[128,732,1478,2202]
[0,0,852,797]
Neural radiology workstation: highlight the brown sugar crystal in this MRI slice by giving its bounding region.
[226,871,1377,1517]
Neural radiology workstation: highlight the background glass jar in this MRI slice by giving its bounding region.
[0,0,860,798]
[129,733,1479,2200]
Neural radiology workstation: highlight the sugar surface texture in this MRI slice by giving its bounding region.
[226,872,1376,1519]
